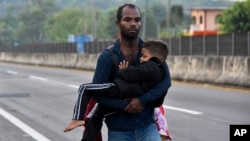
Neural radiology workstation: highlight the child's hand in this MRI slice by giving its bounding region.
[118,60,129,69]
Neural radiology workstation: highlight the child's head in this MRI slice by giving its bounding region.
[140,40,168,63]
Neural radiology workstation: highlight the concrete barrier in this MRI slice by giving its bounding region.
[75,53,98,70]
[0,52,249,87]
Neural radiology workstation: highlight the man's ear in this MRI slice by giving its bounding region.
[115,20,120,26]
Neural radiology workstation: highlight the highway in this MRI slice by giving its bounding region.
[0,62,249,141]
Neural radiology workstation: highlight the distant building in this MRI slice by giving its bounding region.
[188,7,226,36]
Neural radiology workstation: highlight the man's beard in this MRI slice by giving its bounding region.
[120,28,140,40]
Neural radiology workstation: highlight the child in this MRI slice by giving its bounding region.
[64,40,171,141]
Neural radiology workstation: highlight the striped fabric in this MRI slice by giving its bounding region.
[73,83,115,120]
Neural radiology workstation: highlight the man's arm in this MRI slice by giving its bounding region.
[92,51,113,83]
[92,50,129,110]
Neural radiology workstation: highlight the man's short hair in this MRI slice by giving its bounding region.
[143,40,169,62]
[116,3,141,22]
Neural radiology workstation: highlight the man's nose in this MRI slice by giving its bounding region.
[130,20,137,26]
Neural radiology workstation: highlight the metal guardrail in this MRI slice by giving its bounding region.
[0,33,249,56]
[0,43,77,53]
[163,32,250,56]
[84,32,250,56]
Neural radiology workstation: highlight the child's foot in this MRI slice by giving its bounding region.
[63,120,85,132]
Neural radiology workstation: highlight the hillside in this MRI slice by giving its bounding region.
[0,0,235,17]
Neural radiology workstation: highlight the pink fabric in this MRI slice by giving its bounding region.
[154,105,171,138]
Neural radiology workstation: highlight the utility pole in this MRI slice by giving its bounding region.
[90,0,96,39]
[166,0,171,30]
[142,0,148,40]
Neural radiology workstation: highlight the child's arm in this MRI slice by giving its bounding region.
[118,61,158,82]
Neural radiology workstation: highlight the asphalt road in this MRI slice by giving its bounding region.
[0,62,249,141]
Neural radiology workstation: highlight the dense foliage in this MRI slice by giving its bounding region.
[44,8,84,42]
[0,0,236,46]
[218,0,250,33]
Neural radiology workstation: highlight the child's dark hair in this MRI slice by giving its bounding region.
[116,3,141,22]
[143,40,169,62]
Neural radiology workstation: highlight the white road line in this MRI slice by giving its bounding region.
[6,70,18,75]
[68,84,78,89]
[0,108,51,141]
[29,75,48,81]
[163,105,203,115]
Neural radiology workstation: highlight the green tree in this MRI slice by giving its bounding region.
[44,8,84,42]
[218,0,250,33]
[0,14,21,46]
[144,12,158,38]
[95,11,111,39]
[106,9,119,39]
[18,0,55,44]
[150,3,167,38]
[170,5,183,27]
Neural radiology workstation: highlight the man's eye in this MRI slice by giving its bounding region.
[135,18,141,22]
[123,18,131,21]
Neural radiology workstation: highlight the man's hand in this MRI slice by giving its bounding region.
[124,98,143,113]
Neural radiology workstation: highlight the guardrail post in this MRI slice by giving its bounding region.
[190,36,192,55]
[203,34,206,56]
[217,33,220,56]
[169,37,172,55]
[232,32,235,56]
[179,37,182,55]
[248,31,250,56]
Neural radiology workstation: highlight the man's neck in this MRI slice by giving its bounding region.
[119,37,140,65]
[120,37,139,50]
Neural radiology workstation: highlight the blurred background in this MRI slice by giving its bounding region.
[0,0,249,47]
[1,1,250,141]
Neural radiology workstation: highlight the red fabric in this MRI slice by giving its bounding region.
[83,98,102,141]
[84,98,97,120]
[159,105,165,115]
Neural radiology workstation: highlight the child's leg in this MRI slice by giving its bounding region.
[64,86,90,132]
[72,83,114,120]
[65,83,118,134]
[64,84,96,132]
[86,83,122,99]
[73,89,91,120]
[85,82,149,100]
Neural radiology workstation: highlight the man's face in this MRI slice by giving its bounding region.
[117,6,141,40]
